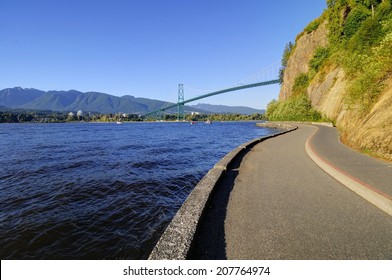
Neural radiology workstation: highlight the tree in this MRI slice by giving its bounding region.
[327,0,338,8]
[281,42,294,68]
[364,0,381,9]
[280,42,294,84]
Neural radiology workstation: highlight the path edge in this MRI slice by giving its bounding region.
[305,126,392,217]
[148,124,298,260]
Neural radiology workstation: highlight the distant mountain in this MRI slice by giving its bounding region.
[0,87,264,115]
[0,87,174,114]
[190,103,265,115]
[0,87,44,107]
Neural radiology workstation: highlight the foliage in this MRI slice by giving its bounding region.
[327,0,350,8]
[274,0,391,123]
[309,47,330,72]
[327,1,346,46]
[0,110,145,123]
[292,73,310,96]
[265,95,322,122]
[348,16,383,51]
[294,0,392,114]
[0,109,267,123]
[327,0,391,47]
[279,42,294,84]
[335,2,392,112]
[363,0,383,9]
[305,18,322,33]
[0,110,69,123]
[342,5,370,38]
[343,17,392,111]
[281,42,294,67]
[184,113,265,122]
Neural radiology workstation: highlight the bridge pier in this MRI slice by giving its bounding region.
[177,84,185,121]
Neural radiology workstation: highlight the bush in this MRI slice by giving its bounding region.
[343,6,370,38]
[309,47,330,72]
[305,18,321,33]
[266,95,322,122]
[348,17,383,52]
[292,73,310,96]
[265,99,279,119]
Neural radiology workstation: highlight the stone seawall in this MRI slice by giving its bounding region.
[148,124,297,260]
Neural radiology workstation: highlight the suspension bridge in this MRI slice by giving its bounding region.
[143,63,281,120]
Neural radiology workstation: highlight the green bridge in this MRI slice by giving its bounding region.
[143,79,280,120]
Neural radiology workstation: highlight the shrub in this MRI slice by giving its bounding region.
[348,16,383,52]
[292,73,309,96]
[265,99,278,119]
[305,18,321,33]
[266,94,322,122]
[310,47,330,72]
[343,6,370,38]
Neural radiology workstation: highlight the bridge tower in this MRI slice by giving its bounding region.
[177,84,185,121]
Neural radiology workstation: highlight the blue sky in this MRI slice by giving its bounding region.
[0,0,326,109]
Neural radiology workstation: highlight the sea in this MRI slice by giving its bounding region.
[0,121,276,259]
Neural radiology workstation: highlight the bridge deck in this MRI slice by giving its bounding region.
[143,79,280,117]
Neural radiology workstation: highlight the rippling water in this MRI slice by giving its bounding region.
[0,122,276,259]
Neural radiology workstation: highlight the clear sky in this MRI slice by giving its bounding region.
[0,0,327,109]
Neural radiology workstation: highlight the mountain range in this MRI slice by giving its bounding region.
[0,87,264,115]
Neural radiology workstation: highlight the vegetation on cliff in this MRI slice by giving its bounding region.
[268,0,392,160]
[327,0,392,113]
[270,0,391,121]
[265,96,322,122]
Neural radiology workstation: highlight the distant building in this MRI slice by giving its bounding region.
[77,110,83,117]
[68,112,74,117]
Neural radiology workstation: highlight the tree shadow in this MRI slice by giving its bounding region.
[188,148,248,260]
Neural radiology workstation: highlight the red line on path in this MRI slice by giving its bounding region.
[307,128,392,201]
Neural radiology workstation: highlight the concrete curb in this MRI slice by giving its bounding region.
[305,127,392,217]
[148,124,298,260]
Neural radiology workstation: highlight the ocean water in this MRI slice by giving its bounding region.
[0,121,276,259]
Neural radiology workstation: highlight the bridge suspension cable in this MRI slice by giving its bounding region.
[143,79,280,118]
[184,61,280,97]
[143,63,281,118]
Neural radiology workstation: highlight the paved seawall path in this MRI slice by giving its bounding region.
[191,124,392,259]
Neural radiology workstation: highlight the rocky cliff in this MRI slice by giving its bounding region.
[279,2,392,161]
[279,21,329,100]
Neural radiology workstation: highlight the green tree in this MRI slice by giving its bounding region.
[343,6,370,38]
[266,95,322,122]
[279,42,294,84]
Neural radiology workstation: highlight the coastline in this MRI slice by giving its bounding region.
[148,123,297,259]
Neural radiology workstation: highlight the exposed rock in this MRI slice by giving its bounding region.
[279,19,392,161]
[279,21,329,100]
[307,66,348,122]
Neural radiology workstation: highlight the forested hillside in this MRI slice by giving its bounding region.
[267,0,392,160]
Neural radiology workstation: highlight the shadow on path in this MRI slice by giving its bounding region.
[189,148,249,259]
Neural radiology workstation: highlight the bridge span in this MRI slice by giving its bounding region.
[143,79,280,119]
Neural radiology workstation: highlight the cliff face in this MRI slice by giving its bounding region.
[279,21,329,100]
[279,20,392,161]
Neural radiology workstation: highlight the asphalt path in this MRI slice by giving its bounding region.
[309,125,392,199]
[191,124,392,259]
